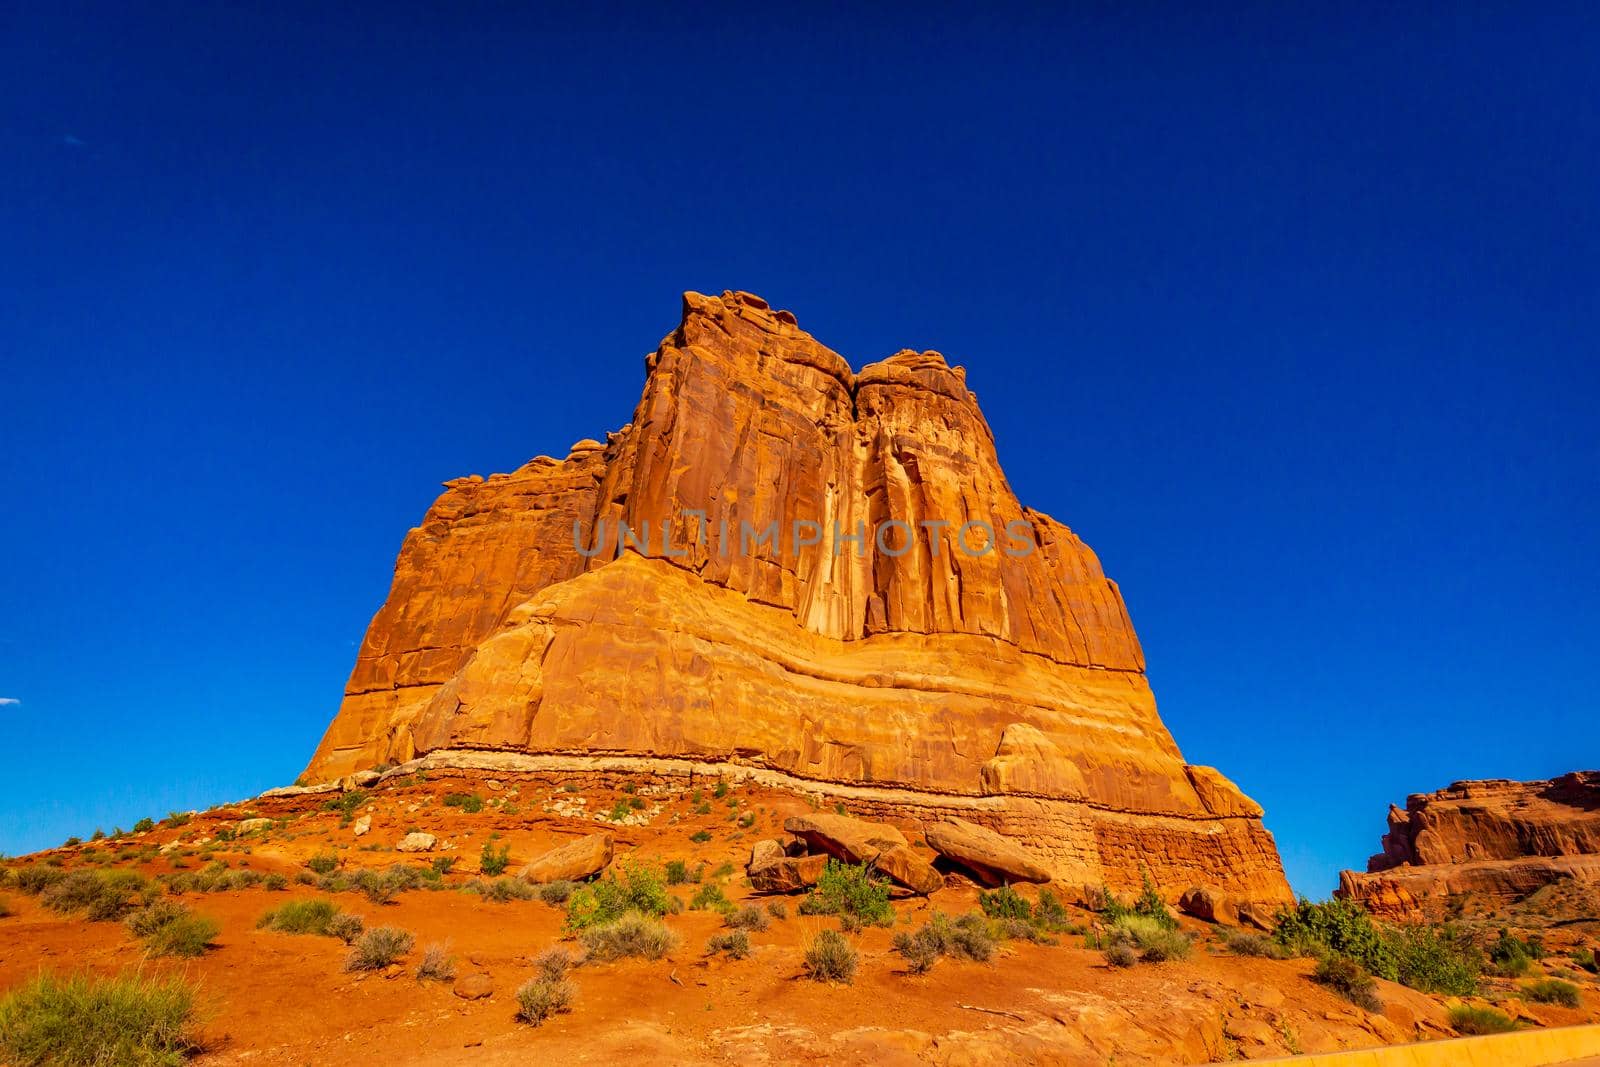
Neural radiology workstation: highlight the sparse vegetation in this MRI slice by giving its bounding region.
[533,946,574,981]
[892,911,995,973]
[345,927,414,971]
[689,830,712,844]
[256,897,341,936]
[132,818,155,834]
[565,863,670,929]
[1524,978,1581,1007]
[766,900,788,921]
[1102,915,1191,963]
[690,883,732,914]
[306,852,339,875]
[40,870,155,922]
[0,972,199,1066]
[1314,955,1382,1012]
[664,859,698,885]
[327,912,365,944]
[535,880,578,905]
[707,930,750,958]
[978,884,1032,922]
[803,929,858,983]
[724,904,769,931]
[1449,1004,1518,1035]
[127,901,218,958]
[479,841,510,877]
[431,856,456,876]
[1220,928,1288,959]
[798,861,893,927]
[579,913,676,961]
[443,792,484,813]
[13,866,66,895]
[1271,896,1480,995]
[416,943,456,982]
[1104,942,1137,967]
[516,977,574,1026]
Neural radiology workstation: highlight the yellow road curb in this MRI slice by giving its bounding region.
[1244,1024,1600,1066]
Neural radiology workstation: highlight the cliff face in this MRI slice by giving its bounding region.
[1340,772,1600,918]
[304,290,1291,902]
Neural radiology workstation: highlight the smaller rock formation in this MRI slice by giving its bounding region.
[518,832,613,884]
[924,817,1051,886]
[1339,771,1600,919]
[396,831,436,853]
[1177,885,1275,930]
[764,813,942,895]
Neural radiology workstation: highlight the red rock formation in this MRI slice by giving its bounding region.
[1339,772,1600,918]
[302,290,1291,904]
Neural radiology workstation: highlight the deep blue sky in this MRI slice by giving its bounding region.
[2,4,1596,895]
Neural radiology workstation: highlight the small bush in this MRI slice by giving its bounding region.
[766,900,788,921]
[479,842,510,877]
[606,799,632,822]
[327,912,365,944]
[1449,1004,1518,1034]
[1574,947,1598,974]
[536,880,578,905]
[306,852,339,875]
[132,818,155,834]
[443,792,484,814]
[263,873,287,892]
[431,856,456,876]
[63,837,82,848]
[1034,889,1074,932]
[1221,929,1288,959]
[580,913,676,961]
[14,866,66,895]
[1273,897,1394,976]
[713,780,729,799]
[1104,942,1138,967]
[978,885,1032,922]
[665,859,692,885]
[515,977,574,1026]
[257,897,339,936]
[892,912,995,974]
[803,929,858,983]
[0,972,198,1066]
[1524,978,1581,1008]
[798,861,893,927]
[532,946,574,982]
[1314,955,1382,1012]
[41,870,154,922]
[346,927,414,971]
[416,943,455,982]
[707,930,750,959]
[1105,915,1191,963]
[565,863,669,929]
[725,904,769,932]
[689,830,712,844]
[1392,923,1481,995]
[127,901,218,958]
[690,883,732,914]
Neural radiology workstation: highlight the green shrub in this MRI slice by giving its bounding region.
[1524,978,1581,1008]
[263,874,287,892]
[41,870,155,922]
[165,812,191,827]
[63,837,82,848]
[431,856,456,876]
[479,842,510,876]
[1107,915,1191,962]
[725,904,769,932]
[1220,929,1288,959]
[1314,955,1382,1012]
[132,818,155,834]
[1574,947,1598,974]
[665,859,691,885]
[713,780,729,799]
[416,943,455,982]
[689,883,732,914]
[515,977,574,1026]
[707,930,750,959]
[127,902,218,958]
[257,897,339,936]
[798,861,893,926]
[536,880,578,905]
[1104,942,1138,967]
[689,830,712,844]
[803,929,857,983]
[606,799,632,822]
[1273,897,1396,978]
[977,885,1031,922]
[0,972,198,1066]
[565,863,669,929]
[532,947,574,981]
[443,792,484,813]
[892,912,995,973]
[13,866,66,896]
[1034,889,1074,932]
[579,913,676,961]
[1490,928,1540,977]
[766,900,788,921]
[327,912,365,944]
[306,852,339,875]
[1449,1004,1518,1034]
[1391,923,1480,995]
[345,927,414,971]
[478,877,535,903]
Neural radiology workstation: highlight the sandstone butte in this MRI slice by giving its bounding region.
[1339,771,1600,919]
[301,289,1293,905]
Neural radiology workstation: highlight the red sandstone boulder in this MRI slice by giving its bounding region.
[749,853,829,894]
[924,818,1050,886]
[517,832,612,884]
[782,813,941,895]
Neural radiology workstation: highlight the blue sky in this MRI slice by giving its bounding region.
[2,4,1596,895]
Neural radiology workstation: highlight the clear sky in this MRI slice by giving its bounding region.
[2,4,1596,896]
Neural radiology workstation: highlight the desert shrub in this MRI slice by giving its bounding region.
[0,972,198,1066]
[63,837,82,848]
[431,856,457,876]
[1449,1004,1518,1034]
[416,943,455,982]
[532,947,574,981]
[1391,923,1480,995]
[798,861,893,927]
[132,818,155,834]
[165,812,191,827]
[515,977,574,1026]
[892,912,995,974]
[1489,928,1540,977]
[305,852,339,876]
[345,927,414,971]
[579,913,676,961]
[803,929,858,983]
[327,912,365,944]
[1034,888,1075,932]
[41,870,154,922]
[536,880,578,905]
[13,866,66,896]
[565,863,669,929]
[978,885,1031,922]
[257,897,339,936]
[479,842,510,877]
[711,861,735,878]
[725,904,769,932]
[707,930,750,959]
[127,901,218,958]
[443,792,484,813]
[1574,947,1598,974]
[1314,955,1382,1012]
[665,859,692,885]
[1104,942,1138,967]
[1524,978,1581,1008]
[1220,929,1288,959]
[689,830,712,844]
[263,874,287,892]
[606,799,632,822]
[689,883,732,914]
[766,900,788,921]
[1107,915,1191,962]
[1273,897,1396,977]
[713,780,729,799]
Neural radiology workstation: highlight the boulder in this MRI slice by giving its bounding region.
[236,818,273,835]
[782,813,907,864]
[923,818,1050,886]
[748,839,785,871]
[352,815,371,837]
[396,831,436,853]
[1178,885,1237,925]
[518,832,612,883]
[873,844,945,896]
[748,853,829,894]
[452,972,493,1000]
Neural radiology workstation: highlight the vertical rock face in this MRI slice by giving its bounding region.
[1339,772,1600,917]
[303,290,1291,903]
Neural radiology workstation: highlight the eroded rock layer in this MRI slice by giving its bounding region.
[1339,772,1600,918]
[303,290,1291,902]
